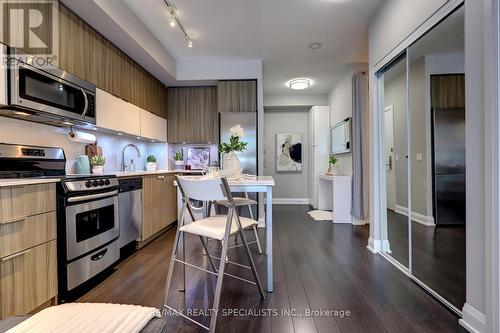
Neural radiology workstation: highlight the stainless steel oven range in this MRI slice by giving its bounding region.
[57,175,120,302]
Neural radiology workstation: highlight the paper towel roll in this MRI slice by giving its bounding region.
[68,130,96,144]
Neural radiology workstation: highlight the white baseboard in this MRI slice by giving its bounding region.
[366,237,390,253]
[352,218,369,225]
[272,198,310,205]
[459,303,486,333]
[394,205,435,226]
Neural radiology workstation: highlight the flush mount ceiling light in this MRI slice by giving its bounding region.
[287,78,312,90]
[309,42,322,50]
[163,0,193,48]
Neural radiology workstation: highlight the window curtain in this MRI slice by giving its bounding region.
[351,72,368,220]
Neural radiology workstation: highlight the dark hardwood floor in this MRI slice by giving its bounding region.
[386,209,466,309]
[79,205,465,332]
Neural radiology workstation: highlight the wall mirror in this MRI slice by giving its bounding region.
[330,117,351,154]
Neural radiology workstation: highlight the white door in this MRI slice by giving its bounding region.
[384,105,396,210]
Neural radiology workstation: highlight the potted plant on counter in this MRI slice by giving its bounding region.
[219,124,248,176]
[90,155,106,175]
[327,153,338,175]
[173,150,184,170]
[146,155,157,171]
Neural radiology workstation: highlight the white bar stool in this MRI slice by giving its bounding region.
[162,176,265,333]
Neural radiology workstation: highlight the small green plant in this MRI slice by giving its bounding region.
[329,154,338,166]
[146,155,157,163]
[90,155,106,166]
[173,150,183,161]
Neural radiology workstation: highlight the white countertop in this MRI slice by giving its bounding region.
[0,170,203,187]
[0,178,61,187]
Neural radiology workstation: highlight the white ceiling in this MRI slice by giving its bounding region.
[124,0,382,96]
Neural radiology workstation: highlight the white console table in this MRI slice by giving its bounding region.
[317,175,353,223]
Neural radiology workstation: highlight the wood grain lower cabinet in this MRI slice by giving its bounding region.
[0,212,56,258]
[141,175,178,242]
[0,240,57,319]
[0,184,57,319]
[0,184,56,224]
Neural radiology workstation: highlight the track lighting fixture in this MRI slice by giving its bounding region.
[163,0,192,48]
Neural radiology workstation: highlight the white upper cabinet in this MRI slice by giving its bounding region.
[96,88,141,136]
[96,88,167,142]
[140,109,167,142]
[0,43,7,106]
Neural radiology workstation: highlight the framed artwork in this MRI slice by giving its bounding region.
[276,133,302,172]
[187,147,210,169]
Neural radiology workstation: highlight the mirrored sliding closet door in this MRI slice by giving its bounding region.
[380,4,466,313]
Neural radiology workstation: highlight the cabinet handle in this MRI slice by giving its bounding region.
[157,175,165,180]
[0,217,26,225]
[1,248,31,262]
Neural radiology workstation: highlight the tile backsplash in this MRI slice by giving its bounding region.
[0,117,167,173]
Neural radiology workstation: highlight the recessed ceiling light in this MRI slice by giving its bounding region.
[117,132,122,136]
[287,78,312,90]
[309,42,322,50]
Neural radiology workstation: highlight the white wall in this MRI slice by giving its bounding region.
[0,117,167,173]
[328,64,368,176]
[369,0,448,66]
[263,94,328,108]
[264,108,309,202]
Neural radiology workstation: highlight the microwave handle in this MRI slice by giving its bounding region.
[81,88,89,118]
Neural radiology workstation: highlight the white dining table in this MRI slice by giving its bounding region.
[175,175,276,292]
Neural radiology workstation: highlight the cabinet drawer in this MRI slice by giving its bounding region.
[0,212,57,258]
[0,240,57,319]
[0,184,56,222]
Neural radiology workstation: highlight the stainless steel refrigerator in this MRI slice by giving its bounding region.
[220,112,258,217]
[432,108,466,225]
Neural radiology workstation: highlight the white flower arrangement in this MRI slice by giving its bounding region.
[230,124,245,138]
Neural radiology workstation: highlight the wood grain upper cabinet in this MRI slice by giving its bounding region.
[167,87,218,143]
[217,80,257,113]
[57,4,167,119]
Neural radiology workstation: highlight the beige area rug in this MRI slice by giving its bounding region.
[308,210,333,221]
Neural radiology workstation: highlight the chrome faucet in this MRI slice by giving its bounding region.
[121,144,141,172]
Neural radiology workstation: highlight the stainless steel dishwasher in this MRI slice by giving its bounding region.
[118,178,142,249]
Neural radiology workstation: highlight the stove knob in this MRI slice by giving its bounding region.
[99,179,105,186]
[104,179,110,185]
[85,181,92,188]
[92,180,98,187]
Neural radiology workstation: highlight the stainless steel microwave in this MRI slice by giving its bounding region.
[1,48,96,126]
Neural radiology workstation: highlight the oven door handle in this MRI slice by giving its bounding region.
[67,190,118,203]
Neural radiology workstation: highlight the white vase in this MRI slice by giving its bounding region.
[146,162,157,171]
[92,166,104,175]
[223,151,241,176]
[174,160,184,170]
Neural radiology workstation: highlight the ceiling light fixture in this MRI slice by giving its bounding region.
[169,10,176,27]
[163,0,192,48]
[309,42,322,50]
[287,78,312,90]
